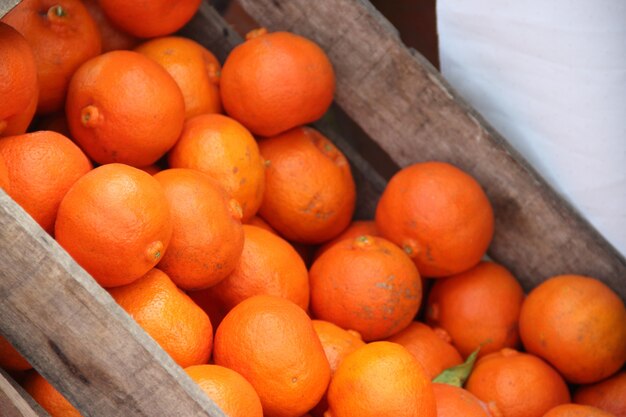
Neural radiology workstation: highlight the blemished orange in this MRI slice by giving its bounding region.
[135,36,222,119]
[2,0,101,114]
[574,371,626,417]
[0,22,38,137]
[108,268,212,368]
[168,114,265,221]
[326,341,437,417]
[185,365,263,417]
[0,131,92,234]
[425,261,524,358]
[519,275,626,384]
[65,50,185,167]
[0,336,31,371]
[24,373,81,417]
[220,28,335,137]
[542,404,616,417]
[213,295,330,417]
[55,163,172,288]
[432,383,501,417]
[466,348,571,417]
[192,225,309,322]
[375,161,494,277]
[0,154,10,192]
[82,0,139,52]
[258,126,356,244]
[154,169,244,290]
[309,320,366,417]
[310,235,422,341]
[385,322,463,380]
[315,220,379,259]
[97,0,201,38]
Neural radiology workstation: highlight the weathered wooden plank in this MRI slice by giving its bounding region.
[0,369,49,417]
[0,0,20,18]
[0,190,226,417]
[235,0,626,297]
[181,2,389,219]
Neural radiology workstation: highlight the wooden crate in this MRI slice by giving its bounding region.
[1,1,624,416]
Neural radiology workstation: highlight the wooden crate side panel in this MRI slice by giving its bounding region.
[0,191,225,417]
[0,369,49,417]
[234,0,626,297]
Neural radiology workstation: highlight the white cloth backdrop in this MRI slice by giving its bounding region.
[437,0,626,257]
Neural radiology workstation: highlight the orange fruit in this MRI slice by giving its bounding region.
[2,0,101,114]
[542,404,616,417]
[0,153,10,192]
[0,131,92,234]
[425,261,524,358]
[385,322,463,379]
[519,275,626,384]
[315,219,378,259]
[135,36,222,119]
[184,364,263,417]
[574,371,626,416]
[466,348,571,417]
[309,320,366,417]
[108,268,212,368]
[432,383,501,417]
[220,28,335,137]
[82,0,139,52]
[168,114,265,221]
[245,215,276,233]
[326,341,437,417]
[375,161,494,277]
[55,163,172,287]
[190,224,308,323]
[65,50,185,167]
[310,235,422,341]
[258,126,356,244]
[213,295,330,417]
[97,0,201,38]
[23,372,80,417]
[154,168,244,290]
[0,22,38,137]
[0,336,31,371]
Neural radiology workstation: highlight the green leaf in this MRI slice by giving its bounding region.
[432,347,480,387]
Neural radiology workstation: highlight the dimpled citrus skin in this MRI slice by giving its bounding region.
[2,0,101,114]
[385,322,463,380]
[135,36,222,119]
[432,383,500,417]
[213,295,330,417]
[573,371,626,416]
[258,126,356,244]
[0,131,92,234]
[519,275,626,384]
[0,22,38,137]
[65,50,185,167]
[220,29,335,137]
[0,154,9,192]
[375,161,494,277]
[466,348,571,417]
[154,168,244,290]
[109,269,212,368]
[168,114,265,222]
[314,220,379,260]
[326,341,437,417]
[82,0,139,52]
[542,404,616,417]
[310,235,422,341]
[55,163,172,288]
[185,365,263,417]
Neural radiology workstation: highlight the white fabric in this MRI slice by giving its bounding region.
[437,0,626,256]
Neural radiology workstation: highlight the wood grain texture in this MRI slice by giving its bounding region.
[234,0,626,298]
[181,2,387,219]
[0,369,49,417]
[0,191,226,417]
[0,0,20,18]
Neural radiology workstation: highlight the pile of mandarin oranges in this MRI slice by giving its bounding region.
[1,1,625,416]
